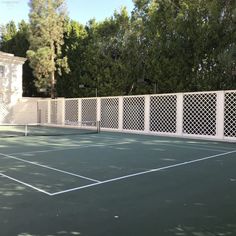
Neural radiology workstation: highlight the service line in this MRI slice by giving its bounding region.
[50,149,236,196]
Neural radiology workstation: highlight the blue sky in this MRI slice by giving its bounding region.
[0,0,134,26]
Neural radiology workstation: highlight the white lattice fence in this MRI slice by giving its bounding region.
[36,90,236,142]
[37,100,48,123]
[150,95,177,133]
[100,97,119,129]
[51,99,64,125]
[50,100,58,124]
[183,92,217,136]
[65,99,79,125]
[81,98,97,122]
[123,96,145,131]
[224,91,236,138]
[0,102,11,123]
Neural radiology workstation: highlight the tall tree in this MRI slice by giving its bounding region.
[57,19,87,97]
[0,21,17,52]
[0,20,38,96]
[27,0,69,98]
[80,8,134,97]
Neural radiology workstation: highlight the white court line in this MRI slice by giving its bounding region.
[9,146,89,155]
[8,139,229,157]
[50,149,236,196]
[8,141,135,156]
[0,152,100,183]
[154,143,230,153]
[91,135,234,151]
[96,134,236,153]
[9,143,224,156]
[0,172,51,195]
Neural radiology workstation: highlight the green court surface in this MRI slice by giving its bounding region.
[0,132,236,236]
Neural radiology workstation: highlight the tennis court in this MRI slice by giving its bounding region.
[0,131,236,236]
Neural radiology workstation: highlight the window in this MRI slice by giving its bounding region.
[0,65,5,77]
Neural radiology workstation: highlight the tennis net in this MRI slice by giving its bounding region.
[0,121,100,137]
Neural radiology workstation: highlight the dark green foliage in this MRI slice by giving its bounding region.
[0,20,38,96]
[27,0,69,98]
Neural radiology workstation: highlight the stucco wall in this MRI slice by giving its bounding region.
[0,52,25,104]
[12,97,39,124]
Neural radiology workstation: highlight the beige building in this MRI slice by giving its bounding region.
[0,52,27,123]
[0,51,26,104]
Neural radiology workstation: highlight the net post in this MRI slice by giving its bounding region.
[97,121,101,133]
[25,124,28,136]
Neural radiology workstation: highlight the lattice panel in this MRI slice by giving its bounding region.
[50,100,63,124]
[183,93,217,135]
[224,92,236,137]
[65,99,79,125]
[150,95,177,133]
[37,101,48,123]
[101,98,119,129]
[81,99,97,122]
[35,90,236,142]
[50,100,58,124]
[0,102,10,123]
[123,96,145,131]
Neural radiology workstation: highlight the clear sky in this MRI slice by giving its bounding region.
[0,0,134,26]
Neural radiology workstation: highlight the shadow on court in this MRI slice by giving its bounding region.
[0,133,236,236]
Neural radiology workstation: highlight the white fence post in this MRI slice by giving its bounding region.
[176,93,183,136]
[78,98,82,123]
[61,98,65,125]
[47,100,51,124]
[216,91,225,140]
[118,97,123,132]
[144,95,150,133]
[97,97,101,122]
